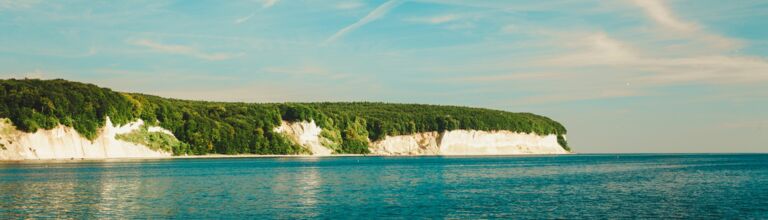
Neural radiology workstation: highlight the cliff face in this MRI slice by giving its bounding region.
[371,132,442,155]
[274,120,333,156]
[370,130,568,155]
[275,121,570,156]
[0,119,569,160]
[0,118,172,160]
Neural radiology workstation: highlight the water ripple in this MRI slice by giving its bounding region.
[1,154,767,219]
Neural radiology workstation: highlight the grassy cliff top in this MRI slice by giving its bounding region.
[0,78,569,154]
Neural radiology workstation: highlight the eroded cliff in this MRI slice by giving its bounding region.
[275,120,570,156]
[0,117,173,160]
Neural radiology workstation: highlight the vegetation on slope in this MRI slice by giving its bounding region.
[114,125,188,154]
[0,79,569,155]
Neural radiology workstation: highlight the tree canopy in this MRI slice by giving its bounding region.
[0,79,569,155]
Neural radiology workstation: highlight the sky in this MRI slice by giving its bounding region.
[1,0,767,153]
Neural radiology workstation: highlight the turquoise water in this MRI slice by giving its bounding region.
[1,154,767,219]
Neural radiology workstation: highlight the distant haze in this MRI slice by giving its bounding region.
[1,0,766,153]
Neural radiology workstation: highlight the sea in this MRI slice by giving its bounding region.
[1,154,767,219]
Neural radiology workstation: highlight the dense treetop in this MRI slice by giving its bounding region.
[0,79,569,155]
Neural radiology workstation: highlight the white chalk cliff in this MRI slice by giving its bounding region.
[0,119,569,160]
[371,130,568,155]
[274,120,570,156]
[0,117,172,160]
[274,120,333,156]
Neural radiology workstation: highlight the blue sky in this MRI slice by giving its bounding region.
[1,0,767,153]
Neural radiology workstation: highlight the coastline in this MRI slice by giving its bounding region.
[10,153,768,163]
[0,152,573,162]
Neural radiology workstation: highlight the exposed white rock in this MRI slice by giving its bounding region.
[1,117,569,160]
[370,132,441,155]
[274,120,333,156]
[0,117,172,160]
[438,130,568,155]
[275,120,569,156]
[147,126,175,136]
[371,130,569,155]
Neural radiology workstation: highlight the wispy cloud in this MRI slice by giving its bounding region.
[262,66,330,76]
[409,14,479,30]
[0,45,99,58]
[544,32,637,66]
[632,56,768,85]
[129,39,242,61]
[234,0,279,24]
[234,12,256,24]
[262,0,279,8]
[630,0,697,32]
[435,25,765,105]
[541,32,768,86]
[514,88,645,105]
[630,0,741,51]
[446,72,568,83]
[0,0,39,10]
[323,0,403,45]
[261,65,352,80]
[412,14,459,24]
[526,0,765,87]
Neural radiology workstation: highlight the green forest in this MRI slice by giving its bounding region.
[0,79,569,155]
